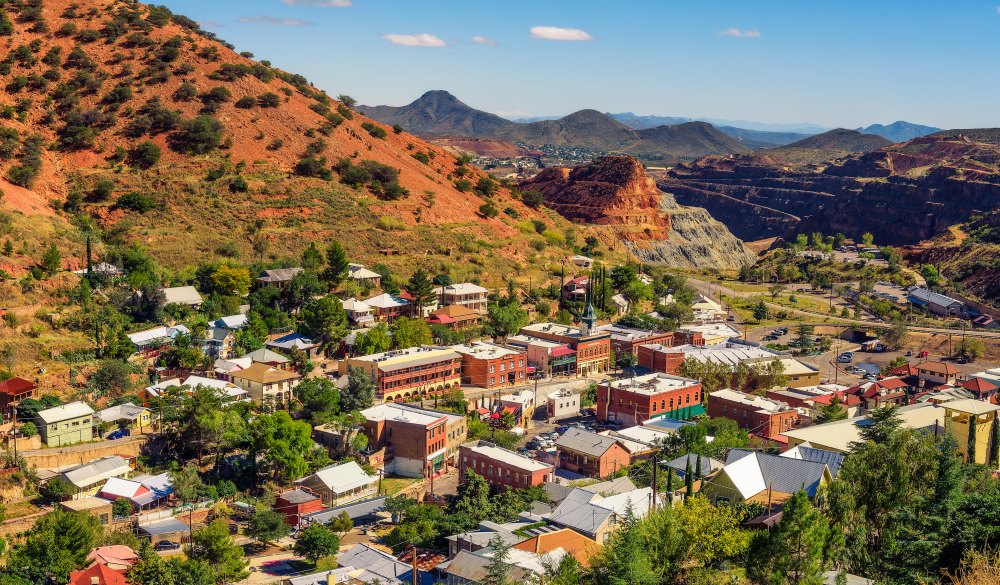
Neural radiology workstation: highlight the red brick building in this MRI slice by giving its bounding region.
[595,325,700,357]
[519,323,611,377]
[341,346,462,403]
[555,428,631,479]
[707,388,800,439]
[459,440,554,490]
[361,403,468,478]
[0,376,37,415]
[452,343,528,389]
[597,373,702,426]
[274,488,323,528]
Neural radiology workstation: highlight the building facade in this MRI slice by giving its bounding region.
[342,346,462,402]
[361,403,467,477]
[435,283,489,314]
[229,363,302,407]
[453,343,527,389]
[707,389,800,439]
[597,373,703,426]
[518,323,611,377]
[36,402,95,447]
[459,440,554,490]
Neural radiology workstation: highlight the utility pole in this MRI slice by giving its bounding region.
[650,459,658,513]
[411,544,418,585]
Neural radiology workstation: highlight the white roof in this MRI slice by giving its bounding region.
[62,456,131,488]
[72,262,123,276]
[605,372,700,396]
[710,388,793,414]
[678,323,741,339]
[342,298,372,312]
[127,325,189,346]
[348,265,382,280]
[37,401,94,423]
[462,441,551,472]
[720,450,768,499]
[691,294,722,312]
[436,283,489,295]
[143,378,182,399]
[506,335,564,350]
[100,477,144,499]
[500,390,535,407]
[611,294,629,307]
[214,357,253,374]
[182,375,239,392]
[97,403,147,423]
[642,342,779,367]
[299,461,376,493]
[364,293,410,309]
[783,403,945,453]
[361,403,461,426]
[521,322,586,338]
[161,286,203,306]
[610,425,674,446]
[215,314,248,329]
[451,342,524,360]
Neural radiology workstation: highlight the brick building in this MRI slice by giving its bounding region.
[638,342,820,388]
[593,324,678,358]
[360,403,467,478]
[519,323,611,377]
[341,346,462,402]
[555,428,631,479]
[597,373,703,426]
[459,440,553,490]
[274,488,323,528]
[707,389,800,439]
[452,342,528,389]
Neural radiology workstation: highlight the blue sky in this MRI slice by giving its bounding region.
[158,0,1000,129]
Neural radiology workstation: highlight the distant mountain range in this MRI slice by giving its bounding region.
[855,121,941,142]
[359,91,943,163]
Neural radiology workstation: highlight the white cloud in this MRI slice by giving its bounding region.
[238,16,313,26]
[381,33,447,47]
[197,20,224,29]
[472,35,497,46]
[721,28,761,38]
[530,26,593,41]
[281,0,351,6]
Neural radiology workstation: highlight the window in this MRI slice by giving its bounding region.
[490,366,495,374]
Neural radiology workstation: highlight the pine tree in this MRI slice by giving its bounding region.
[406,268,435,315]
[483,534,512,585]
[2,239,12,256]
[665,466,674,495]
[968,413,978,463]
[301,242,324,273]
[41,243,61,276]
[750,490,831,585]
[85,236,92,276]
[322,241,349,285]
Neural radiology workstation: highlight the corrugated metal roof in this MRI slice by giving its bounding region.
[555,428,621,457]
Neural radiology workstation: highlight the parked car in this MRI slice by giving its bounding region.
[106,429,130,440]
[837,355,852,363]
[727,315,737,322]
[918,351,929,358]
[555,426,570,434]
[154,540,180,551]
[525,441,541,450]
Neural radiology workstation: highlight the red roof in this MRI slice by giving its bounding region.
[891,364,919,377]
[398,291,416,301]
[550,346,576,358]
[917,361,961,375]
[0,376,34,396]
[567,276,589,286]
[69,563,127,585]
[962,377,1000,393]
[476,407,490,415]
[501,405,517,415]
[426,314,457,324]
[811,392,862,407]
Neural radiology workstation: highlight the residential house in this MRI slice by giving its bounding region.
[961,377,1000,403]
[907,287,968,317]
[360,403,467,477]
[598,373,703,426]
[126,325,190,359]
[708,389,800,440]
[342,298,375,327]
[459,440,554,490]
[36,401,95,447]
[569,255,593,269]
[0,376,37,416]
[348,263,382,288]
[256,267,304,290]
[512,528,600,567]
[230,363,302,407]
[364,293,412,323]
[804,391,864,420]
[98,473,173,511]
[267,332,322,360]
[779,445,845,477]
[59,456,133,500]
[213,356,253,380]
[59,496,114,525]
[519,323,611,377]
[72,262,124,278]
[68,562,128,585]
[610,294,630,315]
[137,518,190,544]
[547,389,580,421]
[435,283,489,314]
[203,327,237,360]
[783,403,946,453]
[544,486,654,543]
[341,346,462,402]
[498,390,536,428]
[141,376,249,406]
[555,428,631,478]
[241,347,292,369]
[664,453,724,479]
[942,399,1000,465]
[446,520,527,558]
[336,544,433,585]
[562,276,589,301]
[700,449,833,504]
[690,294,726,322]
[161,286,203,308]
[845,377,912,409]
[301,496,388,529]
[593,324,678,357]
[764,384,852,409]
[85,546,139,572]
[294,461,379,507]
[213,314,248,330]
[917,361,962,387]
[97,403,153,433]
[453,342,527,389]
[275,488,324,527]
[427,304,482,329]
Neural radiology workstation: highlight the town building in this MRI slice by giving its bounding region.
[562,276,589,301]
[267,332,322,360]
[137,518,190,545]
[59,456,133,500]
[907,287,968,317]
[764,384,851,409]
[452,343,527,389]
[593,324,677,357]
[677,322,741,345]
[690,294,726,322]
[126,325,190,359]
[229,363,302,407]
[427,305,482,329]
[348,263,382,288]
[36,401,95,447]
[544,486,654,543]
[638,341,820,388]
[506,335,576,377]
[98,473,173,511]
[845,377,912,409]
[59,496,114,524]
[364,293,412,323]
[547,389,580,420]
[341,346,462,402]
[498,390,535,428]
[942,399,1000,465]
[361,403,467,478]
[555,428,631,479]
[917,361,963,387]
[700,449,834,504]
[256,267,303,291]
[435,283,489,314]
[274,488,324,528]
[598,373,703,426]
[294,461,379,507]
[783,403,945,452]
[161,286,203,308]
[459,440,554,490]
[0,376,37,416]
[518,322,611,377]
[707,389,800,439]
[203,327,236,360]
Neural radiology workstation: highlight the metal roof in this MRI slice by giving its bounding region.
[63,456,131,488]
[555,428,623,457]
[37,401,94,424]
[138,517,190,536]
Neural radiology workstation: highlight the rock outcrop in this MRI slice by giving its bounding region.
[522,156,755,269]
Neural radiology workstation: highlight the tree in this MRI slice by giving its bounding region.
[854,406,902,445]
[590,505,656,585]
[484,302,528,340]
[391,317,431,349]
[112,497,132,519]
[294,377,340,424]
[322,242,349,286]
[968,412,978,464]
[956,338,985,362]
[769,282,787,299]
[990,416,999,468]
[883,317,909,350]
[128,141,161,169]
[294,523,340,565]
[301,243,324,273]
[406,269,435,315]
[4,509,103,585]
[521,190,544,208]
[41,243,61,276]
[675,496,751,568]
[187,519,248,584]
[751,298,769,322]
[19,421,36,437]
[298,295,349,355]
[337,94,357,109]
[684,457,694,498]
[452,471,490,523]
[248,411,316,482]
[340,368,375,412]
[354,322,391,355]
[247,509,289,546]
[749,490,831,585]
[211,264,252,296]
[42,477,75,502]
[861,232,874,246]
[235,312,269,354]
[483,534,513,585]
[816,394,849,424]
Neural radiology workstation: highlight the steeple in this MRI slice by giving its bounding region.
[581,277,597,336]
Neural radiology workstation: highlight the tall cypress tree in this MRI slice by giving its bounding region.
[968,414,979,463]
[695,455,703,480]
[684,456,694,497]
[990,416,1000,468]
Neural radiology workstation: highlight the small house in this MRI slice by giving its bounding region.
[257,267,304,291]
[294,461,378,506]
[36,401,95,447]
[161,286,203,309]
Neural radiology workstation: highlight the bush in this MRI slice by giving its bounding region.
[173,81,197,102]
[376,216,406,231]
[336,104,354,120]
[234,96,256,109]
[229,177,249,193]
[392,124,404,134]
[170,115,224,154]
[127,141,161,169]
[114,192,156,213]
[522,190,545,208]
[295,156,332,180]
[503,206,519,218]
[412,151,430,164]
[361,122,387,139]
[474,177,497,197]
[479,202,499,218]
[199,86,232,113]
[258,92,280,108]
